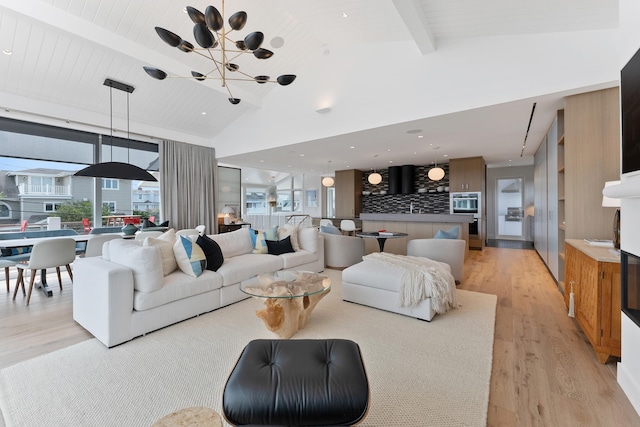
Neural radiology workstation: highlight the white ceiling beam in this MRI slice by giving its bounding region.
[392,0,436,54]
[0,0,261,106]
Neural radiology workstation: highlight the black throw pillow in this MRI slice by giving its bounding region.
[159,220,170,227]
[266,236,295,255]
[196,234,224,271]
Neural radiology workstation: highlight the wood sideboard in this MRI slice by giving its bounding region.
[564,239,621,363]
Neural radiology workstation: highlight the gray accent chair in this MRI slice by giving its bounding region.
[321,232,365,269]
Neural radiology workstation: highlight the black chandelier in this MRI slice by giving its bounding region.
[143,1,296,105]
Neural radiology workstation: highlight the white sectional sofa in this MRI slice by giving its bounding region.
[73,227,324,347]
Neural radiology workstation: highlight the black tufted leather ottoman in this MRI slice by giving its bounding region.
[222,339,369,426]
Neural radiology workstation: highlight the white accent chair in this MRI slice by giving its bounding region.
[320,233,365,269]
[340,220,358,236]
[407,238,465,283]
[13,238,76,305]
[84,234,121,257]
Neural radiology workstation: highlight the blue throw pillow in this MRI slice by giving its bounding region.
[320,224,341,235]
[434,226,460,239]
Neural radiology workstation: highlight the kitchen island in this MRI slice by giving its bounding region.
[359,213,474,256]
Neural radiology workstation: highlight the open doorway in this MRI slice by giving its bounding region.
[496,177,524,240]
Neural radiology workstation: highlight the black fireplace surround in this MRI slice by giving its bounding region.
[622,250,640,328]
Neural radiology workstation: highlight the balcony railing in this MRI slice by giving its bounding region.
[18,183,71,196]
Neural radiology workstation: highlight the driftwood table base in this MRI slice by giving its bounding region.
[255,288,331,339]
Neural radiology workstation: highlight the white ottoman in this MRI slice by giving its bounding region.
[342,260,436,321]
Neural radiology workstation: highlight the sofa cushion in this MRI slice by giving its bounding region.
[143,237,178,276]
[279,250,318,270]
[133,270,223,311]
[109,239,164,293]
[197,234,224,271]
[217,254,284,286]
[434,226,460,239]
[210,228,254,258]
[298,227,319,253]
[277,224,300,251]
[159,228,177,243]
[266,236,295,255]
[173,235,207,277]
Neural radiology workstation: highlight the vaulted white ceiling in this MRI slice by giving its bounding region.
[0,0,620,181]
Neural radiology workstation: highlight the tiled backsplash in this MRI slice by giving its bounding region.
[361,164,451,214]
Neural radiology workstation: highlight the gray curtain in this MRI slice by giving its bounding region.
[160,140,217,233]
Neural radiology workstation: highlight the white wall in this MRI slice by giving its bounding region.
[617,0,640,417]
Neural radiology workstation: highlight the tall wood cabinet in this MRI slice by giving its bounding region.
[534,88,620,294]
[334,169,363,218]
[448,157,485,192]
[564,240,621,363]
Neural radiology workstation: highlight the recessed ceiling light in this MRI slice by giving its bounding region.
[259,160,265,163]
[418,135,423,139]
[300,154,305,157]
[2,49,12,56]
[341,12,348,18]
[443,154,449,157]
[389,160,393,163]
[271,36,284,49]
[350,146,355,149]
[201,111,206,115]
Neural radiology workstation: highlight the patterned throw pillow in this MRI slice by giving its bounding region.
[250,226,278,254]
[173,235,207,277]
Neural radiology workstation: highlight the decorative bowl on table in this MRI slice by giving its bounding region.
[121,223,139,235]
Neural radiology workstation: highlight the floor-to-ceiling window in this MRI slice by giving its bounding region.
[0,117,158,230]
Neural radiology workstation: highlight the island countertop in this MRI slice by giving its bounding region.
[359,213,474,223]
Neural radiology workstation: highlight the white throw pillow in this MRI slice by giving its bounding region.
[144,237,178,276]
[158,228,177,243]
[173,235,207,277]
[297,227,318,253]
[109,239,164,293]
[278,224,300,251]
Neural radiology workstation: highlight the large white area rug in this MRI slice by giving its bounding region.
[0,269,497,427]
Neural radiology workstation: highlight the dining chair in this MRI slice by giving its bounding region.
[340,219,357,236]
[0,259,17,292]
[84,234,120,257]
[82,218,92,234]
[13,238,76,305]
[19,220,28,232]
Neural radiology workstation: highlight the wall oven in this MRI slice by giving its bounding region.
[450,192,481,216]
[450,192,482,236]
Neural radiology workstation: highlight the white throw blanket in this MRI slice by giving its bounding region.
[363,252,458,314]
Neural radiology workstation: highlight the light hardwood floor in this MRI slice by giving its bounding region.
[1,247,639,426]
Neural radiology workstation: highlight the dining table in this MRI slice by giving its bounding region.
[355,231,408,252]
[0,234,94,297]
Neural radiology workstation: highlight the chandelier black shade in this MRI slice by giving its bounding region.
[75,79,157,182]
[144,1,297,105]
[75,162,157,181]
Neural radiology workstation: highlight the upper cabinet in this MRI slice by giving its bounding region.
[449,157,485,192]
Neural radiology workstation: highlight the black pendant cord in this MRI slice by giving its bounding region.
[127,91,130,164]
[109,86,114,162]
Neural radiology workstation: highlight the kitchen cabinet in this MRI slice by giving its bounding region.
[335,169,363,218]
[448,157,484,192]
[564,239,621,363]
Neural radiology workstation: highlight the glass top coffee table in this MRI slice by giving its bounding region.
[241,270,331,339]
